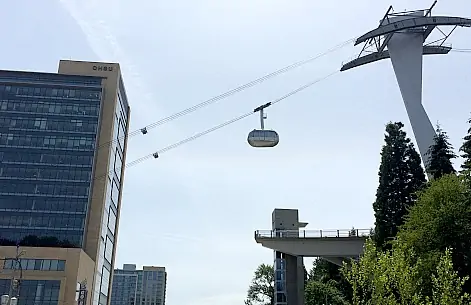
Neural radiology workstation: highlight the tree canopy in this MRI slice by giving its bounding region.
[373,122,426,249]
[245,264,274,305]
[308,258,352,301]
[426,124,456,179]
[460,116,471,172]
[398,174,471,294]
[343,172,471,304]
[342,239,470,305]
[305,280,349,305]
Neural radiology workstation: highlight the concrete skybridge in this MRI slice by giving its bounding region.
[254,209,370,305]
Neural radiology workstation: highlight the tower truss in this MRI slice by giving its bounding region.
[341,1,471,168]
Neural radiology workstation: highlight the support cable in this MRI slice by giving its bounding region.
[97,38,356,149]
[94,70,339,181]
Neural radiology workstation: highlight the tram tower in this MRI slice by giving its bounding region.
[341,1,471,168]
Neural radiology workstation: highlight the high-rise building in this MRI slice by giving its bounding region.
[0,60,130,305]
[111,265,167,305]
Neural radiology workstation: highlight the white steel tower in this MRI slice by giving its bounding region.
[341,1,471,167]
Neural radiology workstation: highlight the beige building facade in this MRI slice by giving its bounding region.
[0,60,130,305]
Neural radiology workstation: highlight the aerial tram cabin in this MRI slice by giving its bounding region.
[247,103,279,148]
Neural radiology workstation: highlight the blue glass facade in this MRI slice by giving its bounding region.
[0,70,103,247]
[0,279,61,305]
[141,270,166,305]
[110,270,138,305]
[274,251,287,305]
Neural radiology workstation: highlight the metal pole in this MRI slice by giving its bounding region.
[259,109,265,130]
[4,245,24,305]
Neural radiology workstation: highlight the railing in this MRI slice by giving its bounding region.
[255,229,371,239]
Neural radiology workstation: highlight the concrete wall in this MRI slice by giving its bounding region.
[272,209,299,230]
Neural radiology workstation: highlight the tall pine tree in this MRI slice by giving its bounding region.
[426,124,456,179]
[373,122,426,250]
[460,116,471,172]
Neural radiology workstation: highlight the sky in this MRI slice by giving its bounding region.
[1,0,470,305]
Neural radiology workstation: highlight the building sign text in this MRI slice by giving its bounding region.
[93,65,114,72]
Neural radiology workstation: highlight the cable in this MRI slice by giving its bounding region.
[93,70,339,181]
[97,37,356,149]
[92,45,471,180]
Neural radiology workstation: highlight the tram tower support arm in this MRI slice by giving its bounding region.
[354,16,471,46]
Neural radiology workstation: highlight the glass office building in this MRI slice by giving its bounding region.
[0,72,103,246]
[111,265,167,305]
[0,60,130,305]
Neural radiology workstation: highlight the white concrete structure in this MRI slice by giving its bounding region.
[254,209,370,305]
[341,2,471,167]
[386,12,436,165]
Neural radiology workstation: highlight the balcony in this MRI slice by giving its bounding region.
[255,229,371,239]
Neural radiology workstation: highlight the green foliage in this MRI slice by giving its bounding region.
[399,174,471,294]
[460,116,471,172]
[0,235,77,248]
[309,258,339,282]
[343,240,471,305]
[342,239,424,305]
[373,122,426,249]
[245,264,274,305]
[426,124,457,179]
[427,248,471,305]
[247,261,351,305]
[305,280,349,305]
[344,173,471,304]
[308,258,352,301]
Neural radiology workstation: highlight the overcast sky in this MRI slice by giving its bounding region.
[1,1,470,305]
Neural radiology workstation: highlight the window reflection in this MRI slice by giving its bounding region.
[0,279,60,305]
[2,259,66,271]
[0,73,102,247]
[0,117,98,133]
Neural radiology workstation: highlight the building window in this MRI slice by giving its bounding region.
[0,74,103,248]
[2,258,66,271]
[0,279,60,305]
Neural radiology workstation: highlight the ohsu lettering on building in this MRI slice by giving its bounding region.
[77,288,87,305]
[92,65,114,72]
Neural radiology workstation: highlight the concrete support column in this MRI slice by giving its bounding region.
[383,12,436,168]
[271,209,307,305]
[285,254,304,305]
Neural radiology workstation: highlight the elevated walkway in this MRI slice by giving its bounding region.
[257,209,371,305]
[255,229,369,263]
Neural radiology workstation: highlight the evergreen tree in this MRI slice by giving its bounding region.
[308,258,352,301]
[460,116,471,172]
[373,122,426,250]
[426,124,457,179]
